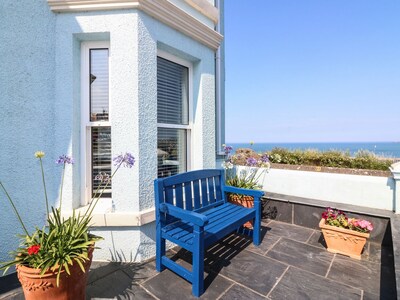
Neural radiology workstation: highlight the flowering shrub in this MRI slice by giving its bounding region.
[0,151,135,285]
[322,208,373,233]
[222,145,270,192]
[267,148,393,171]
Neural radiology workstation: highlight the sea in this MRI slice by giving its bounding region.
[228,142,400,158]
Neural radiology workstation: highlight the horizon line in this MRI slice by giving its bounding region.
[227,141,400,144]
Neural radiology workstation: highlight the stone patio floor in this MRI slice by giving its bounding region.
[1,220,397,299]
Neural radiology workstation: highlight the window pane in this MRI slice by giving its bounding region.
[90,49,109,122]
[157,128,187,178]
[92,127,112,197]
[157,57,189,125]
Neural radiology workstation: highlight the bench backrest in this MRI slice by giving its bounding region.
[154,169,226,214]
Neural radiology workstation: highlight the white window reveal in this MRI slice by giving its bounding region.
[81,42,111,205]
[157,52,192,178]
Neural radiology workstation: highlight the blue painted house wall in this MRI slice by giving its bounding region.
[0,0,58,268]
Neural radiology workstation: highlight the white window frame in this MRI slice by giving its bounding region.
[157,50,193,174]
[81,41,111,206]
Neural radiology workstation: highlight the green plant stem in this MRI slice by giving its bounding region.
[59,163,66,212]
[0,181,30,237]
[39,158,50,219]
[84,163,122,219]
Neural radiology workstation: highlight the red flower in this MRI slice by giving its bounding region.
[27,245,40,255]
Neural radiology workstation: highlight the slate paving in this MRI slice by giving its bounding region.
[0,220,396,300]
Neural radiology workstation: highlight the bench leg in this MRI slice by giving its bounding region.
[192,226,204,297]
[156,228,166,272]
[253,199,261,246]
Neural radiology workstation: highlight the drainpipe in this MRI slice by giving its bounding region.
[215,0,224,156]
[390,162,400,213]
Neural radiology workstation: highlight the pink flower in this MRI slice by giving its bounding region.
[358,220,369,229]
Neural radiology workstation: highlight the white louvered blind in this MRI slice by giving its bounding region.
[90,49,109,121]
[157,57,189,125]
[157,56,189,178]
[89,48,111,197]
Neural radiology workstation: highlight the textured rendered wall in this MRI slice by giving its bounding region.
[0,0,57,270]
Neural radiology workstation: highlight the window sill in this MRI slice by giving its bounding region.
[60,202,155,227]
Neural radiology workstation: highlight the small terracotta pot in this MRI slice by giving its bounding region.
[228,194,254,229]
[319,219,370,259]
[16,247,93,300]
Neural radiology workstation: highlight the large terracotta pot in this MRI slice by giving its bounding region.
[319,219,370,259]
[16,247,93,300]
[228,194,254,229]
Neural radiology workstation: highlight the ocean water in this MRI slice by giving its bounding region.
[228,142,400,158]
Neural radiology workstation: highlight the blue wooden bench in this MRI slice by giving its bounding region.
[154,169,264,297]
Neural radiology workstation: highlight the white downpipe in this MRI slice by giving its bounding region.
[215,0,223,155]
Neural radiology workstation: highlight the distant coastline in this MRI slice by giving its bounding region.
[228,142,400,158]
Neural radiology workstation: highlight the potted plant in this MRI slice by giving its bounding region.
[0,151,135,299]
[222,145,270,229]
[319,208,373,259]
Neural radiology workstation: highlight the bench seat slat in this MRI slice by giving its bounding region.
[161,203,255,248]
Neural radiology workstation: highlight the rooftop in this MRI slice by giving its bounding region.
[1,219,396,299]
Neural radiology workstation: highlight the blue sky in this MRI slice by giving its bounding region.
[225,1,400,143]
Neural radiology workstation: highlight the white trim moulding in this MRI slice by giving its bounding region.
[61,207,156,227]
[47,0,223,50]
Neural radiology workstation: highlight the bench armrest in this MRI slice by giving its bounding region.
[223,186,264,200]
[159,203,209,227]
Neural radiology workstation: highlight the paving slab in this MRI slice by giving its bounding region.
[362,291,380,300]
[0,292,24,300]
[88,261,133,284]
[327,256,396,298]
[268,267,362,300]
[245,233,281,256]
[219,284,266,300]
[86,268,155,299]
[266,238,334,276]
[306,230,327,249]
[266,221,314,242]
[209,249,288,295]
[142,268,231,300]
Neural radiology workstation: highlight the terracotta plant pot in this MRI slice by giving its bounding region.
[228,194,254,229]
[16,247,93,300]
[319,219,370,259]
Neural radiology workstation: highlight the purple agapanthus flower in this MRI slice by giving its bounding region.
[246,157,258,167]
[56,154,74,165]
[260,154,270,163]
[113,152,135,168]
[223,144,233,155]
